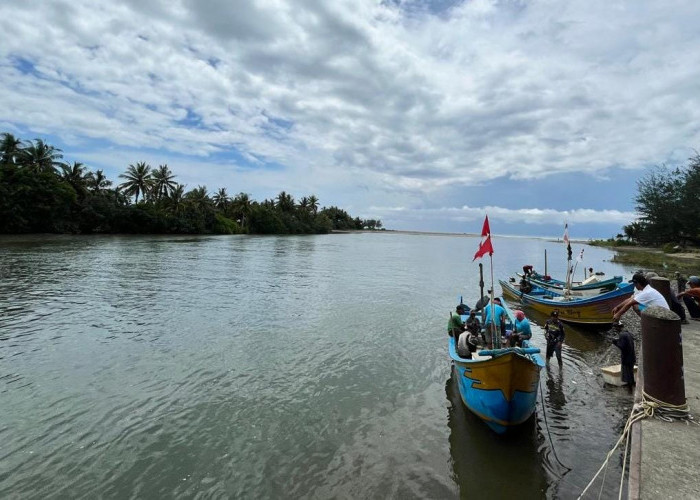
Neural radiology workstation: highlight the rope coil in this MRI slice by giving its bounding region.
[577,391,695,499]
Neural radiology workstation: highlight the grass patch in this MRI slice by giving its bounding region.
[589,239,634,248]
[611,248,699,276]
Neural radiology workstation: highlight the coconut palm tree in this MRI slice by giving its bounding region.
[167,184,186,214]
[119,162,152,203]
[298,196,309,212]
[212,188,230,210]
[85,169,112,193]
[0,133,23,165]
[186,185,211,212]
[18,138,63,173]
[60,161,89,198]
[308,195,319,215]
[151,164,177,200]
[232,192,252,227]
[276,191,295,212]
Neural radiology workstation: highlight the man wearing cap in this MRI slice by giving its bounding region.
[612,273,669,322]
[677,276,700,320]
[544,311,565,366]
[611,321,636,386]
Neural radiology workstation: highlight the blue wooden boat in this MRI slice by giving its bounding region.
[500,279,634,326]
[449,299,544,434]
[519,272,623,292]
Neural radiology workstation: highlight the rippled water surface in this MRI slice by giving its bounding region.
[1,233,637,498]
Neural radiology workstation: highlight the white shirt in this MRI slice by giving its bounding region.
[634,285,670,309]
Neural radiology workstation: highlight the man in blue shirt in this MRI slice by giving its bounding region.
[510,310,532,347]
[484,297,506,349]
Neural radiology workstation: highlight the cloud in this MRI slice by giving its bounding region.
[0,0,698,234]
[368,204,637,226]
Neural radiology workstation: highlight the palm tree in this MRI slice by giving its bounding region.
[276,191,295,212]
[308,195,319,215]
[1,133,23,165]
[167,184,186,214]
[119,162,152,203]
[18,138,63,173]
[232,192,252,226]
[212,188,230,210]
[151,164,177,200]
[186,185,211,212]
[60,161,89,197]
[86,169,112,193]
[298,196,309,212]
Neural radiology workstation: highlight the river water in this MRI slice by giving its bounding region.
[0,233,637,498]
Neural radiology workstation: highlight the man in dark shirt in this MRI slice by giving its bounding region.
[611,321,636,386]
[544,310,565,367]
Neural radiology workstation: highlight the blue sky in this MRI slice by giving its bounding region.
[2,0,700,238]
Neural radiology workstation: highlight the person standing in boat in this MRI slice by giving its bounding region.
[484,298,506,350]
[510,310,532,347]
[611,321,636,386]
[544,311,565,367]
[611,273,669,322]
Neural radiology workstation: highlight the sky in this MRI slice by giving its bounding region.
[2,0,700,238]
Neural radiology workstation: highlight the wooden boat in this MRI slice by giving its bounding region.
[518,272,623,293]
[449,298,544,434]
[500,279,634,326]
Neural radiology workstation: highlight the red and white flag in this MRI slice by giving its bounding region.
[473,215,494,261]
[563,223,570,245]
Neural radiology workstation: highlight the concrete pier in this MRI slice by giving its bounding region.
[628,319,700,499]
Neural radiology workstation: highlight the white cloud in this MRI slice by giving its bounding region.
[368,204,637,227]
[0,0,698,232]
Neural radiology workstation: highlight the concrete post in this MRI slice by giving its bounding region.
[641,306,685,405]
[649,276,672,302]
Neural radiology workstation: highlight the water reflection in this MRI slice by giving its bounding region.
[445,368,548,499]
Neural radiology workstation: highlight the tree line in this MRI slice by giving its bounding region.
[623,153,700,247]
[0,133,382,235]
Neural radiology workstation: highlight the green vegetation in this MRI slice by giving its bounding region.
[0,133,382,235]
[621,154,700,246]
[610,248,699,276]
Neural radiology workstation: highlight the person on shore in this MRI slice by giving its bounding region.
[544,311,565,366]
[611,321,636,386]
[484,298,506,349]
[676,272,688,293]
[612,273,669,322]
[677,276,700,320]
[510,310,532,347]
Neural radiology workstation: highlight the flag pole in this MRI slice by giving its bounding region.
[489,252,498,349]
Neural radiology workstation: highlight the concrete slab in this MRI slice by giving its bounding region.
[629,319,700,499]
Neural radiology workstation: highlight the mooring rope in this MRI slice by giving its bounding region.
[538,376,572,475]
[577,391,695,499]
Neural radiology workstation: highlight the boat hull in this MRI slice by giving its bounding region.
[449,337,543,434]
[500,279,633,325]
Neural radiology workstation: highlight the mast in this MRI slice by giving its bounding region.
[544,249,548,277]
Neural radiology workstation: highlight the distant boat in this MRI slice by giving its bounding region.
[449,298,544,434]
[500,279,634,326]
